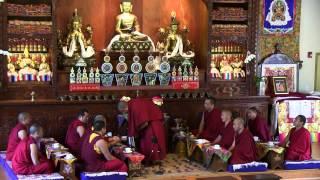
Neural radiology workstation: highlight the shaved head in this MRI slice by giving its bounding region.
[234,117,245,125]
[29,123,43,139]
[118,101,128,113]
[233,117,245,134]
[221,109,232,123]
[18,112,31,125]
[94,114,106,124]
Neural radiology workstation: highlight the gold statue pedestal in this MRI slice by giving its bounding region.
[62,55,95,68]
[110,41,153,52]
[169,56,194,68]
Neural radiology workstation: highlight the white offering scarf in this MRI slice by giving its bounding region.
[165,35,195,59]
[63,38,95,58]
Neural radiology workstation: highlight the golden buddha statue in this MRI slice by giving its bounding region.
[210,61,221,78]
[37,54,52,81]
[107,0,155,51]
[219,54,233,74]
[7,56,18,78]
[231,55,245,78]
[157,12,194,66]
[61,9,95,67]
[18,48,38,79]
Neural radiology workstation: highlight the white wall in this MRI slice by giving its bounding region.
[299,0,320,92]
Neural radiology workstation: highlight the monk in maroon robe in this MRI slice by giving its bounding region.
[65,109,90,156]
[12,124,53,175]
[6,112,32,161]
[283,115,312,161]
[212,110,235,150]
[247,107,271,142]
[81,117,127,172]
[229,117,257,164]
[128,97,166,163]
[196,98,223,141]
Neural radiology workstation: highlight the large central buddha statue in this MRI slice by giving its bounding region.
[107,0,155,51]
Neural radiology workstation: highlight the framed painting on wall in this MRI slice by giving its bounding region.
[272,76,289,95]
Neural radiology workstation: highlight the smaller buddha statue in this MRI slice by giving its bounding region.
[219,54,233,74]
[107,0,155,51]
[210,61,221,78]
[37,54,52,81]
[62,9,95,67]
[7,56,18,78]
[231,55,245,78]
[157,11,195,67]
[18,48,38,80]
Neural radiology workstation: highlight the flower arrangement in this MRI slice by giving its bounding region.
[0,49,11,56]
[244,51,256,64]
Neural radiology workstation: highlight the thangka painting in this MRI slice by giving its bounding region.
[263,0,295,34]
[261,64,298,92]
[277,100,320,143]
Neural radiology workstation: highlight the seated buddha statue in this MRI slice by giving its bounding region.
[157,12,195,66]
[106,0,155,51]
[210,61,221,78]
[219,54,233,74]
[7,57,18,78]
[231,55,245,78]
[37,55,52,81]
[18,48,38,79]
[62,9,95,67]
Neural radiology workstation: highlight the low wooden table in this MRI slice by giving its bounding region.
[41,139,77,180]
[112,145,145,177]
[256,143,285,170]
[187,139,231,172]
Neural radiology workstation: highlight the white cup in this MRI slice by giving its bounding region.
[52,143,60,149]
[65,154,74,160]
[124,147,132,153]
[268,141,274,147]
[213,144,221,150]
[107,132,112,137]
[121,136,127,141]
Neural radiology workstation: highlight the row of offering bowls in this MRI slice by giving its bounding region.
[57,91,214,102]
[160,91,213,99]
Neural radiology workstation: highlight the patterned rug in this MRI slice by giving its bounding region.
[132,154,217,180]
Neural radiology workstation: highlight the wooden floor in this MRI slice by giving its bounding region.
[1,143,320,180]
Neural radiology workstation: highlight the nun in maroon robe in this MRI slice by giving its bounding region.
[230,118,257,164]
[247,107,271,142]
[6,112,31,161]
[65,109,90,156]
[81,133,127,172]
[128,97,166,163]
[6,123,28,161]
[199,109,223,141]
[284,115,311,161]
[12,125,53,175]
[217,110,235,150]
